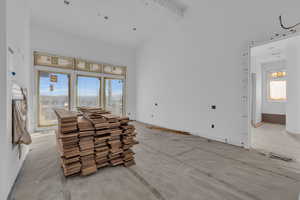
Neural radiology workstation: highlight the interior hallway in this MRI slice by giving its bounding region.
[10,122,300,200]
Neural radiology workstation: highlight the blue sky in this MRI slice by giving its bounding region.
[40,73,123,96]
[105,79,123,96]
[40,73,69,96]
[78,76,100,96]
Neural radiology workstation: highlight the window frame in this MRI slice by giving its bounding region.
[104,77,126,116]
[267,70,287,102]
[34,52,127,129]
[76,74,102,108]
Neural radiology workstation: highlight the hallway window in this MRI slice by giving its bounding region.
[269,80,286,101]
[268,71,287,101]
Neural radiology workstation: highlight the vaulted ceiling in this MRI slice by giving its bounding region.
[29,0,187,48]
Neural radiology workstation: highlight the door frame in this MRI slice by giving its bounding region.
[76,74,102,108]
[247,31,300,148]
[37,70,71,127]
[103,77,126,116]
[34,64,127,130]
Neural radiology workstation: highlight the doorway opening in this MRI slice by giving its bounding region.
[77,75,101,107]
[104,78,125,116]
[38,71,70,127]
[250,34,300,163]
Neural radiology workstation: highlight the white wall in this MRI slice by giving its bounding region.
[286,36,300,134]
[251,57,263,124]
[0,1,8,198]
[0,0,31,199]
[136,0,300,147]
[261,60,286,115]
[30,24,137,129]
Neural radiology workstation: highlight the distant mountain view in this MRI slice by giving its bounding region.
[39,94,123,126]
[39,95,69,126]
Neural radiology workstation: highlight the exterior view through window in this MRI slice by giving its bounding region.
[269,80,287,101]
[38,71,70,126]
[77,76,101,107]
[105,78,124,116]
[268,71,287,101]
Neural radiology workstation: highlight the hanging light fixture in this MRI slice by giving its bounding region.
[271,71,287,78]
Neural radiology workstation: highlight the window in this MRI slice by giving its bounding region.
[268,71,287,101]
[77,76,101,107]
[34,52,127,128]
[104,78,124,116]
[38,71,70,126]
[269,80,287,100]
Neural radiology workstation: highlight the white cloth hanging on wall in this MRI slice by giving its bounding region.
[12,83,31,145]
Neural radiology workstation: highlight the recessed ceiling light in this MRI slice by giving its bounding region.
[64,0,71,6]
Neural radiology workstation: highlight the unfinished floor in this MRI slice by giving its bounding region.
[251,123,300,162]
[10,122,300,200]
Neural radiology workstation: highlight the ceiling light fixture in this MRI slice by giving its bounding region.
[132,27,137,31]
[64,0,71,6]
[104,16,109,20]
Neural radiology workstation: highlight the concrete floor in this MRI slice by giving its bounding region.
[251,123,300,163]
[10,122,300,200]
